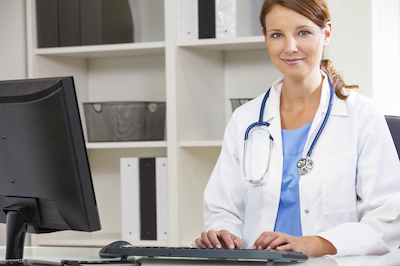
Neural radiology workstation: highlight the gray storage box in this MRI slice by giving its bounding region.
[83,101,166,142]
[230,98,253,112]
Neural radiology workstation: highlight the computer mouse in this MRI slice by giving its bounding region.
[99,240,133,258]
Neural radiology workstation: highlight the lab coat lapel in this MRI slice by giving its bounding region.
[304,72,332,157]
[307,84,328,150]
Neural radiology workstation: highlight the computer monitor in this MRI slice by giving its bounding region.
[0,76,101,265]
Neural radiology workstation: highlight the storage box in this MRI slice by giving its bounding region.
[83,102,166,142]
[230,98,253,112]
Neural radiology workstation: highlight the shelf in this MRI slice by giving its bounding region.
[178,36,266,51]
[33,234,170,248]
[32,232,169,248]
[86,141,168,150]
[179,140,223,148]
[35,42,166,58]
[31,232,120,248]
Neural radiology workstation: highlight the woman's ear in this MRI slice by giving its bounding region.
[262,27,267,44]
[323,22,332,47]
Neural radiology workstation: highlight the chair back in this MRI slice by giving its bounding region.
[385,115,400,159]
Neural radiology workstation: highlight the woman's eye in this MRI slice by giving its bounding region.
[271,33,283,38]
[299,30,310,36]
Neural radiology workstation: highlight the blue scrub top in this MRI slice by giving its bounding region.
[274,121,312,237]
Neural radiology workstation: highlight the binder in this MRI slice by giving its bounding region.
[198,0,216,38]
[36,0,59,48]
[181,0,198,40]
[120,157,168,242]
[216,0,236,38]
[216,0,264,38]
[139,158,157,240]
[58,0,81,46]
[80,0,134,45]
[79,0,102,46]
[120,158,140,241]
[236,0,264,37]
[155,158,168,241]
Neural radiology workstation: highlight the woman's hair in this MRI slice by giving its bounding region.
[260,0,358,99]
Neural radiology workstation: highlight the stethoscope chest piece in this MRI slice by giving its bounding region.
[297,157,314,175]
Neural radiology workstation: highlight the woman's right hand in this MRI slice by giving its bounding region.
[195,229,244,249]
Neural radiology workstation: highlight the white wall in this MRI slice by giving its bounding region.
[327,0,400,115]
[0,0,27,246]
[371,0,400,115]
[326,0,373,97]
[0,0,26,80]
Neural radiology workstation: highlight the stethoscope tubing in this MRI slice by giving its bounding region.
[244,89,272,141]
[306,76,334,157]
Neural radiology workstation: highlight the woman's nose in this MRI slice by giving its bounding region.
[285,36,298,55]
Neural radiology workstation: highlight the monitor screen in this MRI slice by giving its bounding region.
[0,76,101,263]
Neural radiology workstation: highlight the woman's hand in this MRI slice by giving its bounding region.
[195,229,244,249]
[253,232,337,257]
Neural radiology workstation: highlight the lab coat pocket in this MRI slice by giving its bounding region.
[319,151,357,214]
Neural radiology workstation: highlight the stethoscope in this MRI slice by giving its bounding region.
[243,75,334,185]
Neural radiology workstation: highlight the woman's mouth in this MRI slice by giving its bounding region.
[282,58,304,65]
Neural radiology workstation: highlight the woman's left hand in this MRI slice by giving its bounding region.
[252,232,337,257]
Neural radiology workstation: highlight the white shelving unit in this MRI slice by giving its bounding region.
[26,0,281,248]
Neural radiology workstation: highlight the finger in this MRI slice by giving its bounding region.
[200,231,213,248]
[195,237,208,249]
[207,230,223,249]
[266,234,290,250]
[233,239,244,249]
[253,235,261,249]
[275,243,294,252]
[253,232,276,250]
[219,233,235,249]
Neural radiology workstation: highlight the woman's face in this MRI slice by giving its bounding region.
[262,5,331,80]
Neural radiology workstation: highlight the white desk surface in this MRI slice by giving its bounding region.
[0,246,399,266]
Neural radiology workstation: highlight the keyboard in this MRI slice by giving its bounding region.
[107,246,308,263]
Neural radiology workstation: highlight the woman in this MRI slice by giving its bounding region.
[193,0,400,257]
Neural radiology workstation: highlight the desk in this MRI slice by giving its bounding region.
[0,247,398,266]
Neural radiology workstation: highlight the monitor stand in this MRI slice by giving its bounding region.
[0,205,62,265]
[0,206,140,266]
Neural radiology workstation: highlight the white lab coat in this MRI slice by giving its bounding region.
[198,71,400,256]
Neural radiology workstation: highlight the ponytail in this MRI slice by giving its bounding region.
[320,59,359,99]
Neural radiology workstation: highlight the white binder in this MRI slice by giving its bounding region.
[120,157,168,242]
[216,0,264,38]
[181,0,198,40]
[155,157,169,241]
[121,157,140,241]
